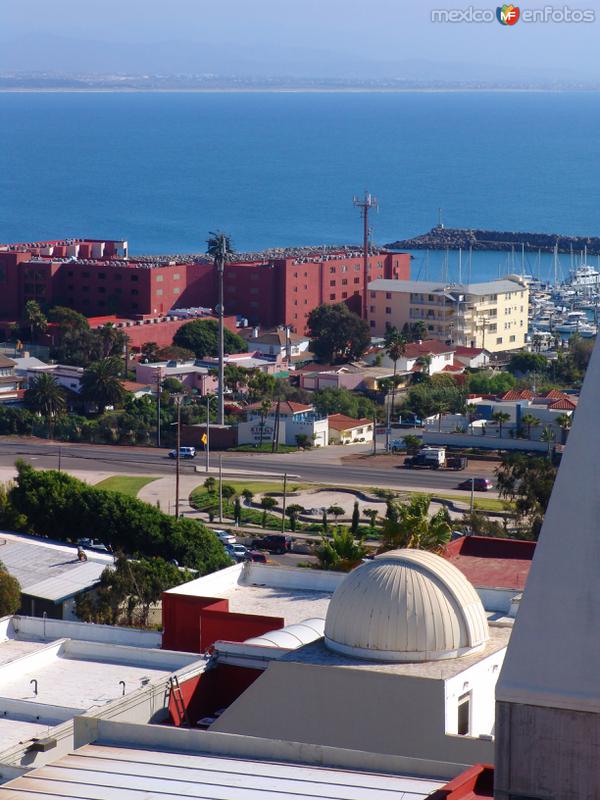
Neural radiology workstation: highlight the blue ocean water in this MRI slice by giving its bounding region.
[1,91,600,282]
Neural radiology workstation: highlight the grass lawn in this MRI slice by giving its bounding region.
[95,475,159,498]
[189,488,294,530]
[428,492,510,513]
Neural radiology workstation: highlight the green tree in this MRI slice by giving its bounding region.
[25,372,66,419]
[322,508,328,532]
[350,500,360,534]
[221,484,236,501]
[307,303,370,363]
[495,453,557,538]
[364,508,378,532]
[402,434,421,454]
[173,319,247,358]
[315,527,367,571]
[141,341,161,362]
[233,496,242,525]
[203,476,216,493]
[507,351,549,376]
[384,327,408,417]
[286,504,304,532]
[381,495,451,553]
[156,345,196,362]
[241,488,254,505]
[260,496,278,527]
[76,555,191,627]
[327,505,345,526]
[540,425,556,458]
[23,300,47,343]
[555,413,572,444]
[491,410,511,438]
[295,433,311,449]
[81,358,126,410]
[313,387,375,420]
[460,509,507,538]
[520,413,539,440]
[0,561,20,616]
[246,370,277,403]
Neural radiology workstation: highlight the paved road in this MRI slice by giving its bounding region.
[0,438,495,493]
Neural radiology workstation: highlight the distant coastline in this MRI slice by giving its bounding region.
[0,87,598,94]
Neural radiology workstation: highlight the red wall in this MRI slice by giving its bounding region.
[162,591,285,654]
[169,663,263,727]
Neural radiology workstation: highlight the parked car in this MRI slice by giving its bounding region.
[250,534,292,554]
[211,529,237,546]
[457,477,493,492]
[168,446,196,459]
[245,550,268,564]
[226,543,248,562]
[77,537,111,554]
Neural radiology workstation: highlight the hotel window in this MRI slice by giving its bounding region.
[510,335,516,342]
[457,693,470,736]
[329,293,336,300]
[370,320,376,328]
[329,266,336,273]
[386,292,392,299]
[342,292,347,299]
[496,337,503,344]
[156,289,163,296]
[354,264,360,271]
[173,273,180,280]
[354,277,360,284]
[173,287,180,295]
[131,274,138,282]
[82,272,90,278]
[341,265,348,272]
[156,275,163,282]
[132,289,139,296]
[330,280,336,287]
[385,307,392,314]
[114,274,122,281]
[98,272,106,279]
[98,287,106,294]
[369,305,375,313]
[342,279,348,286]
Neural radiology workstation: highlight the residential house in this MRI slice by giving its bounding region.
[0,355,22,403]
[328,414,374,445]
[452,346,490,369]
[246,329,310,360]
[237,400,328,447]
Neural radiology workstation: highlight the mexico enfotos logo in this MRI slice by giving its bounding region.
[431,5,596,23]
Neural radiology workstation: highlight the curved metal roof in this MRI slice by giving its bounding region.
[324,549,489,663]
[245,618,325,649]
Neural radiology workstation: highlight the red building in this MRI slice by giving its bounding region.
[0,238,410,334]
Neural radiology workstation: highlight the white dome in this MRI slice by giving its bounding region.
[324,549,489,662]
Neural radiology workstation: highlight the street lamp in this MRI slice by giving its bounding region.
[172,394,184,519]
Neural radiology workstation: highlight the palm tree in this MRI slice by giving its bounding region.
[520,413,539,440]
[555,413,572,445]
[491,410,511,438]
[257,399,272,448]
[315,528,367,572]
[23,300,47,343]
[436,400,450,432]
[364,508,379,532]
[466,403,478,423]
[25,372,66,418]
[384,328,408,419]
[540,425,556,458]
[381,495,451,553]
[207,231,234,426]
[241,488,254,506]
[286,504,305,532]
[81,357,125,411]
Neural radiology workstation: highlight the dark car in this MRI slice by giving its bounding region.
[250,534,292,554]
[457,477,493,492]
[245,550,268,564]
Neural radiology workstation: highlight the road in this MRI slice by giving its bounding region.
[0,438,497,493]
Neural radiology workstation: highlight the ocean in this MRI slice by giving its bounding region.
[1,90,600,282]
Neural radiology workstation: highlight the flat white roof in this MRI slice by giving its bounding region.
[0,742,445,799]
[219,584,331,626]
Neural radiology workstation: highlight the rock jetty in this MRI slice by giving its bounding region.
[386,226,600,256]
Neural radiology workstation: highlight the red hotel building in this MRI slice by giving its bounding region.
[0,239,410,334]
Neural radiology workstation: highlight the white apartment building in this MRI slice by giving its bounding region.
[368,277,529,353]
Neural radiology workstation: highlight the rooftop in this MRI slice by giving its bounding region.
[368,278,525,296]
[0,532,111,602]
[0,736,445,799]
[444,537,535,592]
[403,339,455,357]
[327,413,371,431]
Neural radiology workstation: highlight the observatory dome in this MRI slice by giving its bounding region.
[324,549,489,662]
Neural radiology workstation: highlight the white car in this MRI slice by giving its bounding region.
[168,446,196,459]
[212,529,237,546]
[226,544,248,562]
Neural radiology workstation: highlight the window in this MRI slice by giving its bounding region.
[370,320,376,328]
[342,292,347,299]
[173,273,180,280]
[341,265,348,272]
[98,286,106,294]
[354,264,360,271]
[114,274,122,281]
[131,274,138,282]
[156,289,163,296]
[156,275,163,282]
[342,279,348,286]
[98,272,106,279]
[173,287,180,295]
[369,305,375,313]
[329,266,336,274]
[386,292,392,299]
[457,693,470,736]
[132,302,138,309]
[385,307,392,314]
[330,280,336,287]
[510,335,516,342]
[354,277,360,284]
[370,291,376,298]
[496,337,503,344]
[82,285,90,293]
[132,289,139,296]
[329,293,336,300]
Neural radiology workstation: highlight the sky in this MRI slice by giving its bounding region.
[2,0,600,82]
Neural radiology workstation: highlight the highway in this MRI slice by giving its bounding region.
[0,438,496,493]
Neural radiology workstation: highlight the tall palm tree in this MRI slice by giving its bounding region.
[415,354,432,379]
[520,413,539,440]
[540,425,556,458]
[257,399,272,448]
[491,410,511,438]
[384,328,408,420]
[81,357,125,411]
[555,413,572,444]
[23,300,47,343]
[207,231,234,425]
[25,372,66,418]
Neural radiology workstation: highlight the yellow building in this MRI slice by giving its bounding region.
[367,277,529,353]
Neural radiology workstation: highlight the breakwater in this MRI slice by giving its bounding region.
[386,226,600,256]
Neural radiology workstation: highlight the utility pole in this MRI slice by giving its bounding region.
[205,394,211,473]
[155,370,162,448]
[218,455,223,523]
[216,240,226,425]
[173,394,183,519]
[353,191,378,320]
[281,472,288,534]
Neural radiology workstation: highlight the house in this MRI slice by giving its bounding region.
[299,363,396,392]
[237,400,328,447]
[246,328,310,360]
[328,413,374,445]
[364,339,455,376]
[135,360,217,396]
[452,346,491,369]
[0,354,22,403]
[120,380,154,399]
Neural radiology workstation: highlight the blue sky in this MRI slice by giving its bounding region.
[2,0,600,81]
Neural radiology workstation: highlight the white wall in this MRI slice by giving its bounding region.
[444,646,507,738]
[11,616,162,649]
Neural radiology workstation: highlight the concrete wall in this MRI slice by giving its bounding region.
[444,649,506,739]
[422,431,549,453]
[495,700,600,800]
[212,660,495,766]
[9,616,162,649]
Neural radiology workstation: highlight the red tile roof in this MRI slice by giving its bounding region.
[404,339,454,358]
[246,400,313,415]
[499,389,535,401]
[548,398,577,410]
[327,413,372,431]
[442,363,465,373]
[443,536,536,591]
[453,346,486,357]
[120,380,153,393]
